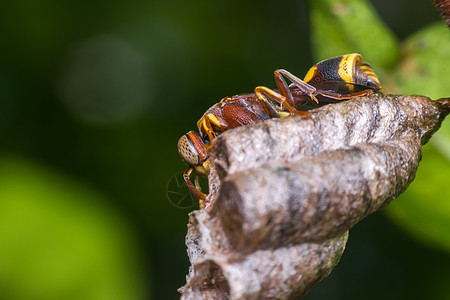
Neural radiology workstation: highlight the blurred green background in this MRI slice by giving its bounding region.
[0,0,449,299]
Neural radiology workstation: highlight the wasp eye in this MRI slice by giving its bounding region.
[178,135,200,167]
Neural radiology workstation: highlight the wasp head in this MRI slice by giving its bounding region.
[177,131,210,176]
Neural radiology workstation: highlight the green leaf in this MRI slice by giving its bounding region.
[386,144,450,251]
[311,1,450,256]
[310,0,399,69]
[0,157,149,300]
[385,22,450,99]
[385,22,450,254]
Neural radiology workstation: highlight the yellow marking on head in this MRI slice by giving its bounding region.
[338,53,361,84]
[303,65,318,83]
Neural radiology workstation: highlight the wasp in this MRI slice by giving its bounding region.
[178,53,381,208]
[177,92,297,208]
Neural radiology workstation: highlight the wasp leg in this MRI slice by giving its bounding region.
[198,113,228,142]
[197,113,228,141]
[274,69,319,104]
[183,168,207,209]
[194,174,205,209]
[318,88,373,100]
[254,86,309,116]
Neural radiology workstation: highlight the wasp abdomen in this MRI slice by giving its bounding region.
[303,53,380,91]
[304,55,344,84]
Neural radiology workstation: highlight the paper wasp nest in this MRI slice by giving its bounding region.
[179,94,450,300]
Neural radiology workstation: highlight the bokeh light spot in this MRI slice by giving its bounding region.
[59,35,153,125]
